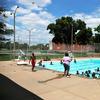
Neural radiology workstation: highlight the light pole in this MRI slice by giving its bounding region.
[11,6,19,59]
[71,24,73,51]
[27,28,34,52]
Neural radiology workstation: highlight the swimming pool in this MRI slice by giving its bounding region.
[42,58,100,75]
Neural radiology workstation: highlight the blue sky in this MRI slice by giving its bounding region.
[47,0,100,16]
[1,0,100,45]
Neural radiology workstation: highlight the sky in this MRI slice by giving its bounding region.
[1,0,100,45]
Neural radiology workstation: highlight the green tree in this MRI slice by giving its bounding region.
[93,34,100,43]
[0,6,13,42]
[76,19,86,30]
[94,24,100,43]
[36,44,44,50]
[76,27,93,44]
[94,24,100,33]
[47,16,88,44]
[0,41,5,49]
[5,41,11,49]
[19,43,28,50]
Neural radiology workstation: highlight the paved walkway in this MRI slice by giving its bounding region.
[0,61,100,100]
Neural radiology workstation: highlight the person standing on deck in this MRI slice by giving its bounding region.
[62,52,72,77]
[29,53,36,71]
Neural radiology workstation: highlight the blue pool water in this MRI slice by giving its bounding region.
[42,58,100,75]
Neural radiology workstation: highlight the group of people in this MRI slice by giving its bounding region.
[29,51,75,78]
[76,68,100,79]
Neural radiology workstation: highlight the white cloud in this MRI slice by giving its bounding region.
[6,23,20,30]
[5,11,12,16]
[18,0,52,10]
[11,5,31,15]
[16,12,52,27]
[18,0,52,7]
[72,12,100,28]
[6,23,13,29]
[35,0,52,7]
[85,18,100,28]
[17,7,31,14]
[14,28,54,45]
[39,10,55,20]
[8,1,55,45]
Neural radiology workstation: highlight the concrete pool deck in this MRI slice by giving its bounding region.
[0,60,100,100]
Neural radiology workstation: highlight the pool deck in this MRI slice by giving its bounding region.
[0,60,100,100]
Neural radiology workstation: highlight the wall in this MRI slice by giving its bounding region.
[52,42,95,52]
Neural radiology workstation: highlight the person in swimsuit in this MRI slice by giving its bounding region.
[29,53,36,71]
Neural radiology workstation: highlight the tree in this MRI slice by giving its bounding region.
[76,27,93,45]
[94,24,100,33]
[94,24,100,43]
[0,41,5,49]
[93,34,100,43]
[19,43,28,50]
[0,6,13,42]
[76,19,86,30]
[47,16,89,44]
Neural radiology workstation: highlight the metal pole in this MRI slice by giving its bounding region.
[27,29,33,53]
[13,6,19,59]
[29,30,31,52]
[71,24,73,51]
[13,13,15,52]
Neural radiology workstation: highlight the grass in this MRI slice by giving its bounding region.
[36,54,63,60]
[0,54,12,61]
[0,54,64,61]
[0,52,89,61]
